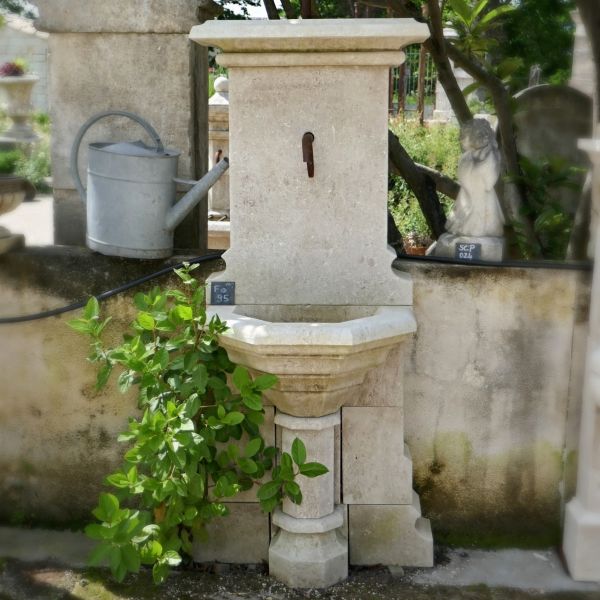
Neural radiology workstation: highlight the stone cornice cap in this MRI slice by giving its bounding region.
[190,18,429,53]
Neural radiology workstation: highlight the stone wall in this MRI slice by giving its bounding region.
[35,0,209,248]
[0,248,590,549]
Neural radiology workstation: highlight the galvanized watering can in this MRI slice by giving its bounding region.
[70,111,229,259]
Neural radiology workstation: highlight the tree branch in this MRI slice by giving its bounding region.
[280,0,297,18]
[415,163,459,199]
[424,0,472,124]
[262,0,280,19]
[389,130,447,238]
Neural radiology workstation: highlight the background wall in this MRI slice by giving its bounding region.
[0,13,49,111]
[0,249,590,548]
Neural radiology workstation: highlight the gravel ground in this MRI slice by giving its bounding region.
[2,560,600,600]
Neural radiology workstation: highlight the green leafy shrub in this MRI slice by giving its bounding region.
[388,119,460,243]
[0,150,21,174]
[15,137,51,190]
[509,156,583,259]
[69,263,327,584]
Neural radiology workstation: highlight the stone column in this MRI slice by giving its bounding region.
[270,412,346,588]
[35,0,209,249]
[564,138,600,582]
[207,76,230,249]
[570,9,596,100]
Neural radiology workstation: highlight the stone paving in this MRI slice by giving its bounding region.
[1,558,600,600]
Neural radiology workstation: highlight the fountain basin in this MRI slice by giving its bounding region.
[208,304,416,417]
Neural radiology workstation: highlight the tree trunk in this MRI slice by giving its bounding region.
[280,0,297,18]
[262,0,280,19]
[389,130,447,239]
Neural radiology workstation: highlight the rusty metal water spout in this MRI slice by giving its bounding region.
[302,132,315,178]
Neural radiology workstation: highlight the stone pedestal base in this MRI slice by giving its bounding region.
[349,492,433,567]
[563,498,600,582]
[427,233,505,262]
[270,507,348,588]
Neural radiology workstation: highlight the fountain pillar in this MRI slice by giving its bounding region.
[191,18,431,588]
[564,138,600,582]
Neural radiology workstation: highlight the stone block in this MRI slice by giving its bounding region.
[269,528,348,589]
[192,503,269,564]
[349,495,433,567]
[36,0,201,33]
[564,498,600,582]
[276,412,338,519]
[342,407,412,505]
[348,343,407,407]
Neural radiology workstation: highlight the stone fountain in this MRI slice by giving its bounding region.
[191,18,432,588]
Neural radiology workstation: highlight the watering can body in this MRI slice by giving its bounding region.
[71,111,229,259]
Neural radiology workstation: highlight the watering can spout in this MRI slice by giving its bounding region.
[166,157,230,232]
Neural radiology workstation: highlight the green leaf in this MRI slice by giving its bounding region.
[253,373,278,390]
[241,392,262,412]
[232,366,251,391]
[257,480,281,500]
[67,318,92,334]
[85,523,112,541]
[259,495,280,513]
[96,493,119,522]
[88,542,111,566]
[284,480,302,504]
[83,297,100,320]
[447,0,471,24]
[137,312,156,330]
[244,437,262,458]
[162,550,182,566]
[477,4,515,29]
[222,411,244,426]
[291,438,306,466]
[96,363,112,391]
[238,457,258,474]
[299,462,329,478]
[121,544,141,573]
[152,562,169,584]
[175,305,193,321]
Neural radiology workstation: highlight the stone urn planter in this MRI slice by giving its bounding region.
[0,75,39,144]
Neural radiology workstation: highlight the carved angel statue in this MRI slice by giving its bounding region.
[446,119,505,238]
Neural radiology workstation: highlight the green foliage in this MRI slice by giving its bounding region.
[215,0,261,20]
[388,119,460,242]
[501,0,575,91]
[508,156,582,259]
[0,150,21,174]
[447,0,516,56]
[15,137,51,190]
[68,264,327,584]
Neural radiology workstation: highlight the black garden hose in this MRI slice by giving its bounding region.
[0,252,224,325]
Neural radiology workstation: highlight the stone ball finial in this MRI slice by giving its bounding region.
[214,76,229,93]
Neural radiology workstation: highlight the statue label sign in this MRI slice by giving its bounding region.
[455,243,481,261]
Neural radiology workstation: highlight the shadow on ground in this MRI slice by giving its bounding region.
[1,559,600,600]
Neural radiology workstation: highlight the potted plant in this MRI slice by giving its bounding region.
[0,59,39,143]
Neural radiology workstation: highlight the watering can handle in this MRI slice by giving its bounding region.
[70,110,165,204]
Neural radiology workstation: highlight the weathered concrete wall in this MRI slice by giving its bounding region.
[0,249,590,549]
[397,260,590,547]
[35,1,209,248]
